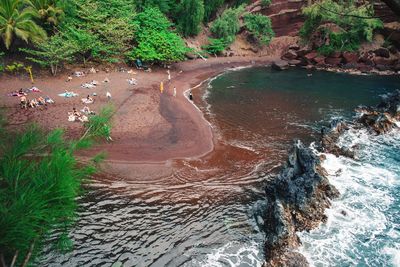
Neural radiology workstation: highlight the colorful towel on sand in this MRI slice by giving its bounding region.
[58,92,78,98]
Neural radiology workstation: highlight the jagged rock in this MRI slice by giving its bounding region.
[288,59,302,66]
[264,140,339,266]
[304,51,318,61]
[356,90,400,134]
[320,119,355,158]
[288,44,300,51]
[373,56,396,66]
[374,47,390,58]
[282,50,298,60]
[313,56,326,66]
[272,60,290,71]
[296,49,310,57]
[325,57,342,66]
[359,52,375,65]
[330,51,342,58]
[342,52,358,64]
[376,64,391,71]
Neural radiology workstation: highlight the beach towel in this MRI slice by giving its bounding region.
[81,98,94,104]
[58,92,78,98]
[68,114,76,122]
[74,71,85,77]
[29,87,41,92]
[81,83,96,89]
[127,78,137,85]
[8,92,26,97]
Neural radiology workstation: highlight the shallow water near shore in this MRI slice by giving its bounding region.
[42,67,400,266]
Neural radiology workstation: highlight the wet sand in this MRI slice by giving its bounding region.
[0,56,277,178]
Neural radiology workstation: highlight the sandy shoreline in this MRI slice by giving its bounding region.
[0,57,277,167]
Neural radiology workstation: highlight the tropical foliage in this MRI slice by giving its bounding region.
[243,13,274,46]
[176,0,204,36]
[210,5,245,45]
[300,0,383,55]
[0,0,47,49]
[0,106,113,267]
[128,7,187,63]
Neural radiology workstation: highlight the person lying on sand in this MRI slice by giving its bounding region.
[74,71,85,77]
[81,95,94,104]
[20,95,27,109]
[81,106,96,115]
[66,75,72,82]
[69,108,88,122]
[45,96,54,104]
[127,78,137,85]
[29,98,38,108]
[81,83,96,89]
[37,97,46,105]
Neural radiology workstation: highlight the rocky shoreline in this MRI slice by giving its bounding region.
[262,90,400,266]
[272,38,400,76]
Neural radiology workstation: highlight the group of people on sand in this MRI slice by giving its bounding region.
[18,87,54,109]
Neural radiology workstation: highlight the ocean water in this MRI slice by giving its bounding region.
[199,67,400,267]
[42,67,400,267]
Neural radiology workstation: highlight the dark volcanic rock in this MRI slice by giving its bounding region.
[325,57,342,66]
[263,141,339,266]
[374,47,390,58]
[342,52,359,64]
[282,50,298,60]
[357,90,400,134]
[272,60,289,71]
[320,120,355,158]
[288,59,302,66]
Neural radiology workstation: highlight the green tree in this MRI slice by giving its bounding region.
[20,33,77,75]
[300,0,383,54]
[210,5,244,45]
[176,0,204,36]
[243,13,274,46]
[0,0,47,49]
[202,38,227,55]
[27,0,64,26]
[0,106,113,267]
[203,0,224,22]
[129,7,187,63]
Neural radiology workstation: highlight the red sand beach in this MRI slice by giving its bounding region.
[0,56,277,178]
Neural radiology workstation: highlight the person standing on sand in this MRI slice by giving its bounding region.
[167,70,171,82]
[160,82,164,93]
[106,91,112,101]
[189,90,193,100]
[173,87,176,97]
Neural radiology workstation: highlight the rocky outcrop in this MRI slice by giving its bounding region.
[320,120,355,158]
[356,90,400,134]
[272,59,289,70]
[263,140,339,266]
[279,40,400,74]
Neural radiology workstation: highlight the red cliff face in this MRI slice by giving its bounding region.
[248,0,398,38]
[257,0,306,37]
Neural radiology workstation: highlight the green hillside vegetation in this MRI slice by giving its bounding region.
[0,0,275,75]
[300,0,383,55]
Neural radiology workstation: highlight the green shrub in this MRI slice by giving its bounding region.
[0,106,113,267]
[300,0,383,53]
[243,13,274,46]
[210,5,245,45]
[128,8,188,63]
[176,0,204,36]
[261,0,271,7]
[202,38,228,55]
[203,0,224,22]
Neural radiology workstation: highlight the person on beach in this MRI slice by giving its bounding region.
[160,82,164,93]
[173,87,176,97]
[106,91,112,101]
[66,75,72,82]
[167,70,171,82]
[20,95,27,109]
[189,90,193,100]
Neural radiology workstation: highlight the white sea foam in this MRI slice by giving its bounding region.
[298,128,400,266]
[185,241,264,267]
